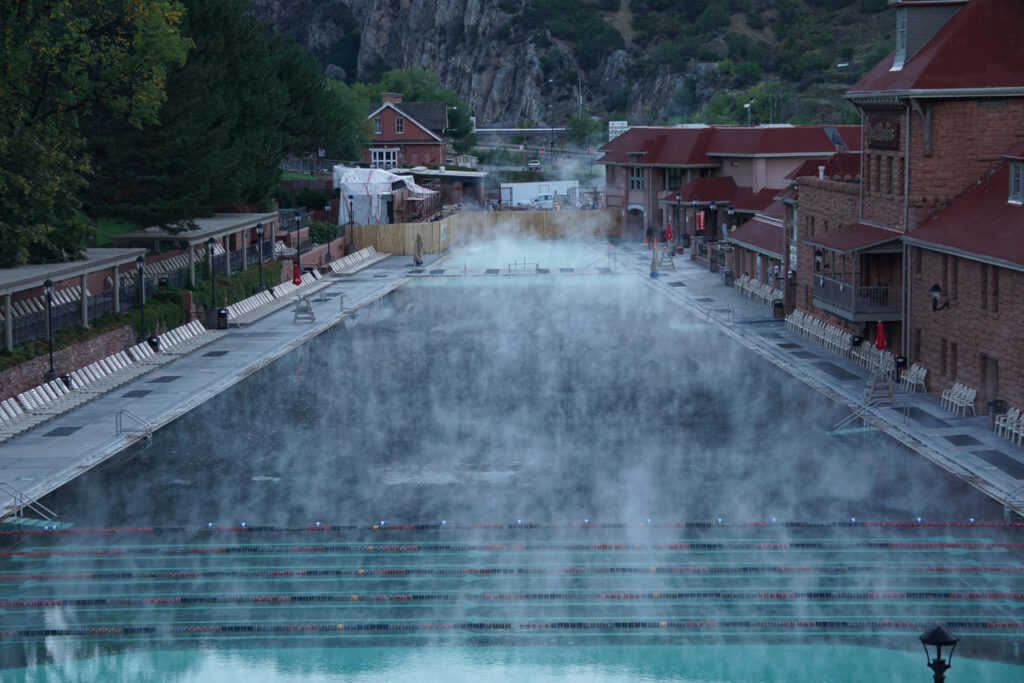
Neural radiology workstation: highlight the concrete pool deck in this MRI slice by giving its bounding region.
[1,238,1023,519]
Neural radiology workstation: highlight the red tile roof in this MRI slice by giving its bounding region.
[706,126,860,156]
[732,189,783,214]
[803,223,903,253]
[597,125,859,166]
[786,152,862,181]
[849,0,1024,96]
[905,164,1024,269]
[726,217,784,258]
[1001,141,1024,160]
[596,127,715,166]
[660,176,737,202]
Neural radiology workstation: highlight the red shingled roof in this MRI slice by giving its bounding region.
[905,164,1024,269]
[732,189,783,213]
[596,127,715,166]
[726,217,784,258]
[707,126,860,156]
[803,223,903,253]
[786,152,862,181]
[849,0,1024,95]
[663,176,737,202]
[1001,141,1024,160]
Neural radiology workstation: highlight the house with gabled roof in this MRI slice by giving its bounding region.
[364,93,448,170]
[596,124,858,239]
[793,0,1024,413]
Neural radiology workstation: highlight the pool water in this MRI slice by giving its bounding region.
[3,245,1022,678]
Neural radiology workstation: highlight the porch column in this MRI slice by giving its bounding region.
[188,244,196,287]
[112,264,120,314]
[223,235,232,276]
[241,229,248,270]
[80,274,89,328]
[3,293,12,352]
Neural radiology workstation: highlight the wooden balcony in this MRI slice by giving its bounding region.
[812,273,901,322]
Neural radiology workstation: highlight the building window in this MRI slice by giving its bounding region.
[1011,161,1023,203]
[371,148,398,169]
[629,166,644,191]
[665,167,682,191]
[374,118,382,134]
[992,267,1000,313]
[396,117,404,134]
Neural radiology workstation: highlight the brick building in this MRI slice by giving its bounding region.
[364,93,448,169]
[596,125,858,239]
[794,0,1024,412]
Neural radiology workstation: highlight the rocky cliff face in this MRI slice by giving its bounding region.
[250,0,669,127]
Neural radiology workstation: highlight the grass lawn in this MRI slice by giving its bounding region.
[95,218,140,247]
[281,170,320,180]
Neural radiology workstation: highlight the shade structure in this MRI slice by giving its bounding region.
[875,321,886,351]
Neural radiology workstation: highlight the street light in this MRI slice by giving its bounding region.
[675,192,682,243]
[207,236,217,311]
[693,196,700,237]
[920,625,958,683]
[43,279,55,382]
[348,194,355,252]
[294,214,302,276]
[136,255,146,343]
[709,201,718,241]
[255,222,265,291]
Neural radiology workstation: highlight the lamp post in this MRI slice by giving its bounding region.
[709,201,718,241]
[43,279,55,382]
[294,214,302,276]
[136,255,146,343]
[693,196,700,238]
[255,222,265,291]
[675,192,682,244]
[920,625,958,683]
[207,236,217,310]
[348,194,355,252]
[727,205,736,234]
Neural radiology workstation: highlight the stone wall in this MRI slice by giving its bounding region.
[0,325,136,402]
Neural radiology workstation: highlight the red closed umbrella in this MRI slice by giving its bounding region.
[292,261,302,286]
[875,321,886,351]
[665,219,674,242]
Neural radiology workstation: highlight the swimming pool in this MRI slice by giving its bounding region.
[2,250,1021,678]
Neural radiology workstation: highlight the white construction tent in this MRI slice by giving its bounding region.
[333,166,437,225]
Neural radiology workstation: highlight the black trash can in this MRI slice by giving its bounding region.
[895,355,908,370]
[147,335,160,352]
[723,269,734,287]
[682,234,691,248]
[772,299,784,318]
[217,307,229,330]
[988,399,1009,430]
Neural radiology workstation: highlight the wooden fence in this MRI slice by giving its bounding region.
[351,210,621,255]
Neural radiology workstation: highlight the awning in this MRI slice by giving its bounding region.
[725,217,784,259]
[802,222,902,254]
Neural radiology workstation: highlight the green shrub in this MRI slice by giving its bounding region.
[294,187,329,211]
[273,186,294,208]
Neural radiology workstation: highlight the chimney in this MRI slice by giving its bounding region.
[381,92,403,105]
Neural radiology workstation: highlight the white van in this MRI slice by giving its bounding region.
[531,193,554,209]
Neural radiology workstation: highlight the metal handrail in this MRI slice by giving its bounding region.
[0,482,57,520]
[116,409,152,437]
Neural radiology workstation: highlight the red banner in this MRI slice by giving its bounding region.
[695,210,705,233]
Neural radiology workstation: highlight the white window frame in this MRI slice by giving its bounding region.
[374,117,382,134]
[371,148,399,169]
[395,117,404,134]
[1011,161,1024,204]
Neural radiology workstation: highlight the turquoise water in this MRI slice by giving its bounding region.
[436,236,610,270]
[6,644,1024,682]
[4,239,1023,679]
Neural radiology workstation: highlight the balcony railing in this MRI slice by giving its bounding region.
[812,273,901,322]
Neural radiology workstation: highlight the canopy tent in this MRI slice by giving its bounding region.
[333,166,436,225]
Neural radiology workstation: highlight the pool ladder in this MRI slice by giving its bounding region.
[0,481,57,521]
[116,409,153,442]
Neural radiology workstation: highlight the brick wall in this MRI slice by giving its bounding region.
[910,249,1024,413]
[0,325,136,402]
[793,178,861,333]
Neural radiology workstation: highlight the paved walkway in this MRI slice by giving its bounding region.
[610,240,1024,517]
[2,238,1023,519]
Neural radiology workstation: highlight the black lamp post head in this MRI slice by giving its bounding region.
[43,279,54,296]
[136,255,145,271]
[207,236,216,247]
[255,222,264,237]
[920,625,957,681]
[675,192,681,203]
[929,283,942,300]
